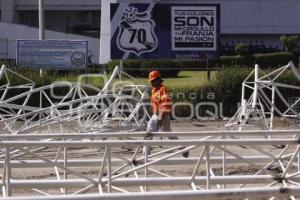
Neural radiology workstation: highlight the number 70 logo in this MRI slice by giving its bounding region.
[116,6,158,56]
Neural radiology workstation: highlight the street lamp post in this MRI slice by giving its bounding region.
[38,0,45,77]
[38,0,45,40]
[206,54,211,81]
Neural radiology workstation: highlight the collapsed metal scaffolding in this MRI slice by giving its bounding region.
[1,63,300,199]
[1,130,300,199]
[226,61,300,131]
[0,65,150,134]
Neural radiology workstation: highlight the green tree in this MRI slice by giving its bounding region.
[280,35,300,52]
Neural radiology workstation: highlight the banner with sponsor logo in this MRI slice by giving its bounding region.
[111,3,220,60]
[17,40,88,69]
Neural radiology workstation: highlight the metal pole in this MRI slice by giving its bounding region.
[206,145,211,189]
[4,187,300,200]
[252,64,259,108]
[144,146,148,192]
[120,60,124,72]
[38,0,45,40]
[6,147,11,196]
[222,136,226,189]
[298,148,300,173]
[39,90,42,134]
[107,146,112,193]
[241,83,246,117]
[64,147,68,194]
[38,0,45,77]
[270,85,275,132]
[206,55,210,81]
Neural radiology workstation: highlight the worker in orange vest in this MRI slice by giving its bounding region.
[149,70,172,130]
[147,70,189,158]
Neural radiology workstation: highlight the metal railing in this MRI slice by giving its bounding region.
[1,130,300,199]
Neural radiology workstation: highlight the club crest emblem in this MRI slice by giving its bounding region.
[117,6,158,56]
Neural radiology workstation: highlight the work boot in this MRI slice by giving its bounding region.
[182,151,189,158]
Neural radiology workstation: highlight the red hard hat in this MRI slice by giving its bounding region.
[148,70,160,81]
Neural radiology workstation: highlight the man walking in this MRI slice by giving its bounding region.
[147,70,189,158]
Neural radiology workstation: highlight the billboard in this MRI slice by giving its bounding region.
[111,3,220,60]
[17,40,88,69]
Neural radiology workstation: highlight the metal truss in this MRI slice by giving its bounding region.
[226,61,300,130]
[1,130,300,199]
[3,64,300,200]
[0,64,35,102]
[0,65,150,134]
[0,64,35,120]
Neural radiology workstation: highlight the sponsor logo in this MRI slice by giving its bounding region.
[117,6,158,56]
[71,51,86,67]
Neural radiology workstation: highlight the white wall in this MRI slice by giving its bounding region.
[0,21,99,63]
[15,0,101,10]
[99,0,116,64]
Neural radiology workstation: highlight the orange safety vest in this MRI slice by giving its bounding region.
[151,84,172,114]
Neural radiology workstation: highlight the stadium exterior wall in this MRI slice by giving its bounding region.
[0,0,299,63]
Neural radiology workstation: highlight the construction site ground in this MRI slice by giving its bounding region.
[6,117,300,198]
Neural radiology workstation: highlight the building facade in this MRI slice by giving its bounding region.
[0,0,300,63]
[0,0,101,38]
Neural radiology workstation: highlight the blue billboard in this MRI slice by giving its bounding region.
[17,40,88,69]
[111,3,220,60]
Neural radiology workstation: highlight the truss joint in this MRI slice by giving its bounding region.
[279,186,290,194]
[273,175,284,183]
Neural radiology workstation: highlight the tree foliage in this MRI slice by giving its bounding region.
[280,35,300,52]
